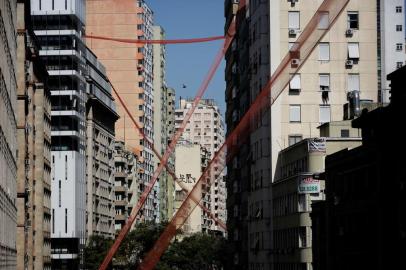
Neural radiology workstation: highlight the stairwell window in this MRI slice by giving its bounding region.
[289,105,301,123]
[319,43,330,62]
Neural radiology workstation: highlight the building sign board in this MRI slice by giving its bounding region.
[308,137,326,153]
[298,175,320,194]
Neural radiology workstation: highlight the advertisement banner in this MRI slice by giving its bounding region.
[298,175,320,194]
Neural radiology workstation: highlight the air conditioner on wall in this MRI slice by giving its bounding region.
[345,29,354,36]
[346,60,354,67]
[289,29,298,35]
[291,59,300,67]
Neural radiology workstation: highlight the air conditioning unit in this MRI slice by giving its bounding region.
[289,29,298,35]
[346,60,354,67]
[345,29,354,36]
[288,0,298,5]
[291,58,300,67]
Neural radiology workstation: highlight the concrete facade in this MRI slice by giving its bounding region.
[224,0,379,269]
[174,141,211,234]
[85,48,118,239]
[0,0,18,269]
[16,1,52,269]
[86,0,158,222]
[378,0,406,103]
[166,87,176,218]
[175,98,227,233]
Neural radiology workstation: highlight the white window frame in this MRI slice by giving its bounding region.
[289,105,301,123]
[348,43,360,60]
[319,43,330,61]
[319,74,330,91]
[347,11,359,30]
[348,74,360,92]
[289,74,301,91]
[319,105,331,124]
[288,11,300,30]
[318,12,330,29]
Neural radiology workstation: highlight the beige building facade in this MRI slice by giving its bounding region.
[174,141,211,234]
[86,0,158,221]
[272,121,362,270]
[15,1,52,269]
[175,99,227,233]
[0,0,18,269]
[85,48,119,239]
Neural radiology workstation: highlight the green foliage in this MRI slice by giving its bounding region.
[84,222,228,270]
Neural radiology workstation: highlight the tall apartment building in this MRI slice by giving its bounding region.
[30,0,88,267]
[174,141,212,234]
[224,0,378,269]
[152,25,172,222]
[86,0,158,222]
[166,87,176,218]
[0,0,17,269]
[85,48,118,239]
[378,0,406,103]
[113,141,141,230]
[16,1,51,269]
[175,98,227,233]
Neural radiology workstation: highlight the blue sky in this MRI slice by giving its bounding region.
[147,0,226,114]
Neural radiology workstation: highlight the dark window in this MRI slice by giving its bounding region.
[341,129,350,138]
[52,209,55,233]
[65,209,68,233]
[396,25,403,32]
[65,0,67,9]
[347,12,359,29]
[52,0,54,10]
[288,135,303,146]
[396,6,402,13]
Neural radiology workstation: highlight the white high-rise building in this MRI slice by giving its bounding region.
[31,0,87,268]
[378,0,406,103]
[175,98,227,234]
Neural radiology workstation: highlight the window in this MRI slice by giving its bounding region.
[348,74,360,91]
[347,11,359,29]
[289,74,301,92]
[396,6,402,13]
[137,24,142,30]
[52,209,54,233]
[288,135,302,146]
[397,62,403,69]
[319,105,331,123]
[318,12,329,29]
[396,25,403,32]
[65,0,67,9]
[58,181,61,207]
[348,43,360,60]
[52,0,54,10]
[39,0,41,10]
[288,11,300,29]
[65,208,68,233]
[396,43,403,51]
[319,43,330,61]
[319,74,330,91]
[289,105,301,123]
[341,129,350,137]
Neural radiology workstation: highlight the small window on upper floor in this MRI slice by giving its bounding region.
[396,43,403,51]
[288,11,300,29]
[347,11,359,30]
[341,129,350,138]
[396,25,403,32]
[319,43,330,61]
[396,6,402,13]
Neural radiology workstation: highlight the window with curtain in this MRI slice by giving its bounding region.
[348,74,360,91]
[319,105,331,123]
[319,43,330,61]
[288,11,300,29]
[348,43,360,60]
[289,105,301,123]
